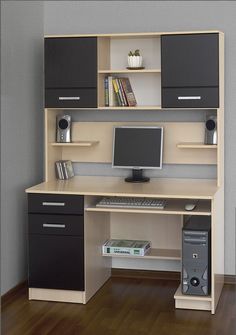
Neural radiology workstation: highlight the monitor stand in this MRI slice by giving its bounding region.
[125,169,150,183]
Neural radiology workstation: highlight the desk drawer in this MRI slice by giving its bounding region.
[28,194,84,215]
[29,214,84,236]
[45,88,97,108]
[161,87,219,108]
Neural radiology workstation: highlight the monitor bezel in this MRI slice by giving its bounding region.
[112,126,164,170]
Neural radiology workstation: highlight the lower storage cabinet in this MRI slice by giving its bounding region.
[28,213,84,291]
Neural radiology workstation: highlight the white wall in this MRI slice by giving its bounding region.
[1,1,44,295]
[44,1,236,275]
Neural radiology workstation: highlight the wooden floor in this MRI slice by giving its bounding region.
[2,277,236,335]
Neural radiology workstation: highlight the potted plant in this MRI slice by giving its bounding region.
[128,49,143,68]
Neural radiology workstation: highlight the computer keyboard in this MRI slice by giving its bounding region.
[96,197,166,209]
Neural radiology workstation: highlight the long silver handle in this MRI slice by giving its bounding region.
[58,96,80,101]
[43,223,66,228]
[178,96,201,100]
[42,202,65,206]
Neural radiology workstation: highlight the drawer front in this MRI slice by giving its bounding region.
[28,234,84,290]
[29,214,84,236]
[161,87,219,108]
[45,88,97,108]
[28,194,84,215]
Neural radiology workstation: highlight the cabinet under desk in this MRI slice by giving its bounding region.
[25,175,222,313]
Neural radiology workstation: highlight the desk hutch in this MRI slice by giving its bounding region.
[26,30,224,314]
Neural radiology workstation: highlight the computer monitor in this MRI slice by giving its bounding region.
[112,126,163,183]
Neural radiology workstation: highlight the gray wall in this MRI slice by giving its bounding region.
[1,1,44,295]
[44,1,236,275]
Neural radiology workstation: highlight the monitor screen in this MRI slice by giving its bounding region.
[112,126,163,169]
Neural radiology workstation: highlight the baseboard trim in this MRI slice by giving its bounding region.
[1,280,27,305]
[224,274,236,285]
[111,268,181,281]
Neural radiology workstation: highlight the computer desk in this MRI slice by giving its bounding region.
[26,175,223,314]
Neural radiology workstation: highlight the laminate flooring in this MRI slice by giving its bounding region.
[2,278,236,335]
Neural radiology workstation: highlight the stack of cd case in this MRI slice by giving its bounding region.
[102,239,151,256]
[55,160,74,180]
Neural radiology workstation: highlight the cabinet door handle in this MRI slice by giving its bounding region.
[43,223,66,228]
[178,96,201,100]
[58,96,81,101]
[42,202,65,206]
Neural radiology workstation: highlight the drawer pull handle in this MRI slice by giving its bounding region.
[43,223,66,229]
[178,96,201,100]
[58,96,81,101]
[42,202,65,206]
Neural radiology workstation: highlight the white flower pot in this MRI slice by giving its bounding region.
[128,55,143,68]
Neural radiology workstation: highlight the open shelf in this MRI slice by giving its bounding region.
[50,141,99,147]
[98,69,161,74]
[103,248,181,260]
[86,199,211,216]
[177,142,217,149]
[97,105,162,110]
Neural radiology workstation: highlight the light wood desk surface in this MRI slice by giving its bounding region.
[26,176,218,200]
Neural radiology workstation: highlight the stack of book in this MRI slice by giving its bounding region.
[104,76,137,107]
[55,160,74,180]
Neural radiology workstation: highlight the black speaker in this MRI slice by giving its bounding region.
[182,216,211,296]
[56,115,71,143]
[205,115,217,145]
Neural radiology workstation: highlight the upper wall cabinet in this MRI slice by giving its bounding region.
[45,37,97,108]
[161,33,219,108]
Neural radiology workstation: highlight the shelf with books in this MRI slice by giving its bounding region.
[99,73,161,108]
[97,105,162,110]
[98,69,161,74]
[98,35,161,108]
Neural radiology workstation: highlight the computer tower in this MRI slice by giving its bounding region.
[182,216,211,296]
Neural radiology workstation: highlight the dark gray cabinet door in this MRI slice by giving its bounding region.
[28,234,84,291]
[161,33,219,108]
[45,37,97,88]
[45,37,97,108]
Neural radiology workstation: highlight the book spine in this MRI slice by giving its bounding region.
[118,78,128,106]
[122,78,137,106]
[108,76,116,106]
[104,77,109,106]
[59,161,65,179]
[62,162,69,179]
[55,162,61,179]
[116,78,125,106]
[112,78,122,106]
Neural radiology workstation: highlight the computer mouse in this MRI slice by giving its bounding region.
[185,203,197,211]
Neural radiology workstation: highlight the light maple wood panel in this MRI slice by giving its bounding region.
[103,248,181,260]
[45,109,63,181]
[86,199,211,216]
[60,121,217,165]
[45,30,222,38]
[84,196,111,303]
[25,176,218,199]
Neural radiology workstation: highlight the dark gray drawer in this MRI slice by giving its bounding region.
[28,194,84,215]
[45,88,97,108]
[29,214,84,236]
[161,87,219,108]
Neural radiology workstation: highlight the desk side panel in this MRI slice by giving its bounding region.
[211,187,224,314]
[84,196,111,303]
